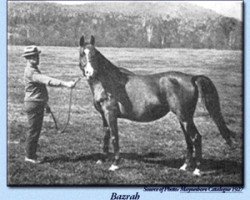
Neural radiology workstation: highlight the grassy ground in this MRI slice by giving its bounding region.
[7,46,243,186]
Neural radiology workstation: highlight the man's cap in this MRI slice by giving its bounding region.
[22,45,41,57]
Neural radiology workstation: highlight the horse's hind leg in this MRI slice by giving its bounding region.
[179,122,194,171]
[189,121,202,176]
[180,120,202,176]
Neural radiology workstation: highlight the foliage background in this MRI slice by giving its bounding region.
[8,1,242,49]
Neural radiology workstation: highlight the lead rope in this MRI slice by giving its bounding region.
[48,77,81,133]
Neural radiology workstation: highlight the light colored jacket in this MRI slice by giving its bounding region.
[24,63,64,102]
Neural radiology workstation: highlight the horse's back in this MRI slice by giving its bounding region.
[126,71,196,96]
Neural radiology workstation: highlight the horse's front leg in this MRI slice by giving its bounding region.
[101,102,120,171]
[106,112,120,171]
[96,113,110,165]
[102,115,111,156]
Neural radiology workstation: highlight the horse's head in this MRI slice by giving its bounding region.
[79,35,99,79]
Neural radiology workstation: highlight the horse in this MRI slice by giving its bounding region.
[78,35,235,176]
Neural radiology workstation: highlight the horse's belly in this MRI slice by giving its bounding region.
[118,102,169,122]
[135,105,169,122]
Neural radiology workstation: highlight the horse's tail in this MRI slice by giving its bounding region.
[192,75,235,146]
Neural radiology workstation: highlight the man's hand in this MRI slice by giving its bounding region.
[66,81,76,88]
[65,78,81,88]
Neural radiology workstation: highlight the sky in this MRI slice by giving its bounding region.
[191,1,242,21]
[53,1,243,21]
[52,1,243,20]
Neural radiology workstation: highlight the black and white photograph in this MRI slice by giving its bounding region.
[7,0,243,186]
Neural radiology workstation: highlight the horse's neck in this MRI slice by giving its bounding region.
[99,53,128,86]
[100,53,119,74]
[87,54,128,96]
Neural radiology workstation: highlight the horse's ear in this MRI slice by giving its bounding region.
[80,36,85,47]
[90,35,95,45]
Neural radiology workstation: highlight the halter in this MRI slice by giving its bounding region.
[47,77,81,133]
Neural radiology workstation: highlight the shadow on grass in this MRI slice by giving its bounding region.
[120,152,242,175]
[201,159,242,175]
[42,153,105,163]
[42,152,242,176]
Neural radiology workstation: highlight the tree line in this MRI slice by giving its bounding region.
[8,2,242,50]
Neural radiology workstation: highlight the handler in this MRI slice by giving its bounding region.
[23,45,77,164]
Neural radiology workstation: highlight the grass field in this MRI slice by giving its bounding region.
[7,45,243,186]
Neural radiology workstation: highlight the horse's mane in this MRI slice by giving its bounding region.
[118,67,135,75]
[96,50,133,84]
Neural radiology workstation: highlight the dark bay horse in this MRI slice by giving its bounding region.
[79,35,235,176]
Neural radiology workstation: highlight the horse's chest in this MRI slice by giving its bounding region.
[91,83,118,113]
[92,83,108,102]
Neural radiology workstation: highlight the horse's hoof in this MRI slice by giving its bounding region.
[179,163,187,171]
[96,160,103,165]
[109,164,119,171]
[193,168,201,176]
